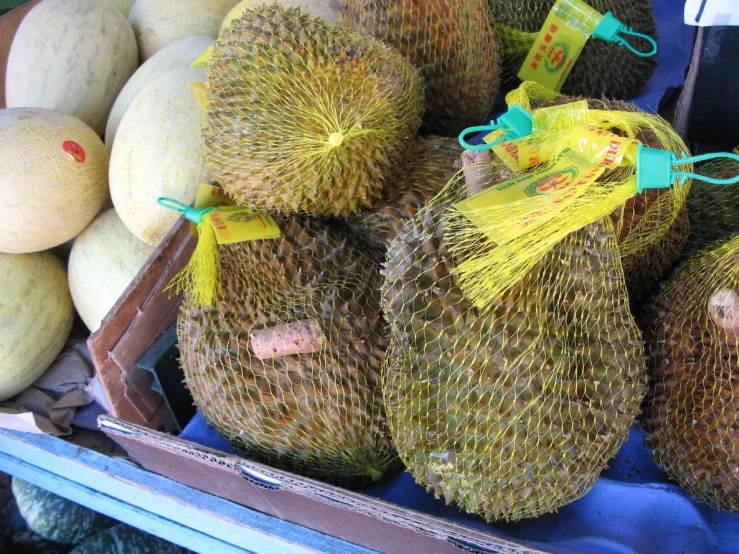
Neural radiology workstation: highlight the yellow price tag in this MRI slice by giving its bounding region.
[567,124,640,168]
[517,0,603,91]
[191,183,234,236]
[455,150,605,244]
[204,206,282,245]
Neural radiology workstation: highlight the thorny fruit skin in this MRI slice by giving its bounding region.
[382,198,646,521]
[644,237,739,512]
[339,0,502,136]
[179,215,398,487]
[490,0,657,100]
[204,4,425,217]
[345,135,464,258]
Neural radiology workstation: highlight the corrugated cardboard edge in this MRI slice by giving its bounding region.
[87,218,195,431]
[0,0,41,109]
[100,415,551,554]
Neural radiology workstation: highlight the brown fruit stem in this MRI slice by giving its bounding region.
[708,288,739,345]
[250,320,327,359]
[462,149,493,198]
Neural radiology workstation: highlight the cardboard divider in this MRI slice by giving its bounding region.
[99,415,547,554]
[87,218,195,432]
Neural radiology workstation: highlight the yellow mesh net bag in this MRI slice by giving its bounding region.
[490,0,657,99]
[452,81,692,311]
[202,4,425,217]
[382,181,647,520]
[644,234,739,511]
[177,214,398,487]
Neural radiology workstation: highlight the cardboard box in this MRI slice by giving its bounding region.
[86,218,195,432]
[99,415,546,554]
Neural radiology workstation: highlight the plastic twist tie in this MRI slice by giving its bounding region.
[157,197,215,224]
[458,105,534,151]
[637,147,739,194]
[592,12,658,57]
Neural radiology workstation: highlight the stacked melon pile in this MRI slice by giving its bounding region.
[4,0,739,533]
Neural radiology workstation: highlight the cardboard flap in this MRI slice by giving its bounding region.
[88,218,195,430]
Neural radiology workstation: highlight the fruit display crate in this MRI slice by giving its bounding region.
[0,426,380,554]
[3,0,739,553]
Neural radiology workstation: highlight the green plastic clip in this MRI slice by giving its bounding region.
[637,146,739,194]
[157,197,215,224]
[592,12,658,58]
[458,105,534,151]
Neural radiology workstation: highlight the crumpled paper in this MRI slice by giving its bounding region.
[0,338,94,436]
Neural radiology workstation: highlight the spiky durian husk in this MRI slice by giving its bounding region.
[490,0,657,99]
[345,136,463,255]
[339,0,501,136]
[643,237,739,511]
[178,215,397,487]
[382,194,646,521]
[683,153,739,258]
[203,5,425,217]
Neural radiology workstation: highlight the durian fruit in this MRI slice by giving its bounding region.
[526,91,690,308]
[204,4,425,217]
[339,0,501,137]
[178,215,397,486]
[643,236,739,511]
[490,0,657,99]
[382,194,646,520]
[345,135,464,256]
[683,150,739,258]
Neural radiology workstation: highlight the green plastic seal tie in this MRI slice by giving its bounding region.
[458,105,534,151]
[592,12,658,57]
[157,197,215,224]
[637,146,739,194]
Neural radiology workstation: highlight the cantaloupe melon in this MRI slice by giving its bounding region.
[106,0,137,17]
[220,0,339,32]
[128,0,240,61]
[0,108,109,254]
[68,209,154,332]
[5,0,138,136]
[105,35,215,153]
[109,67,209,247]
[0,251,74,402]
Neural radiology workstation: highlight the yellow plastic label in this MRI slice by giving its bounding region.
[517,0,603,91]
[190,45,213,68]
[455,150,605,244]
[567,124,639,167]
[195,182,235,209]
[191,183,234,236]
[205,206,281,245]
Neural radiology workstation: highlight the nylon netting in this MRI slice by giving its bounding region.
[202,4,425,217]
[489,0,657,99]
[338,0,502,136]
[446,82,691,312]
[644,235,739,511]
[177,214,398,487]
[381,176,647,520]
[345,135,464,257]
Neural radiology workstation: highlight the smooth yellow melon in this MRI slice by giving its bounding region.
[109,67,209,247]
[220,0,339,32]
[106,0,137,17]
[105,35,215,153]
[68,209,154,332]
[0,251,74,402]
[6,0,138,136]
[128,0,240,61]
[0,108,109,254]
